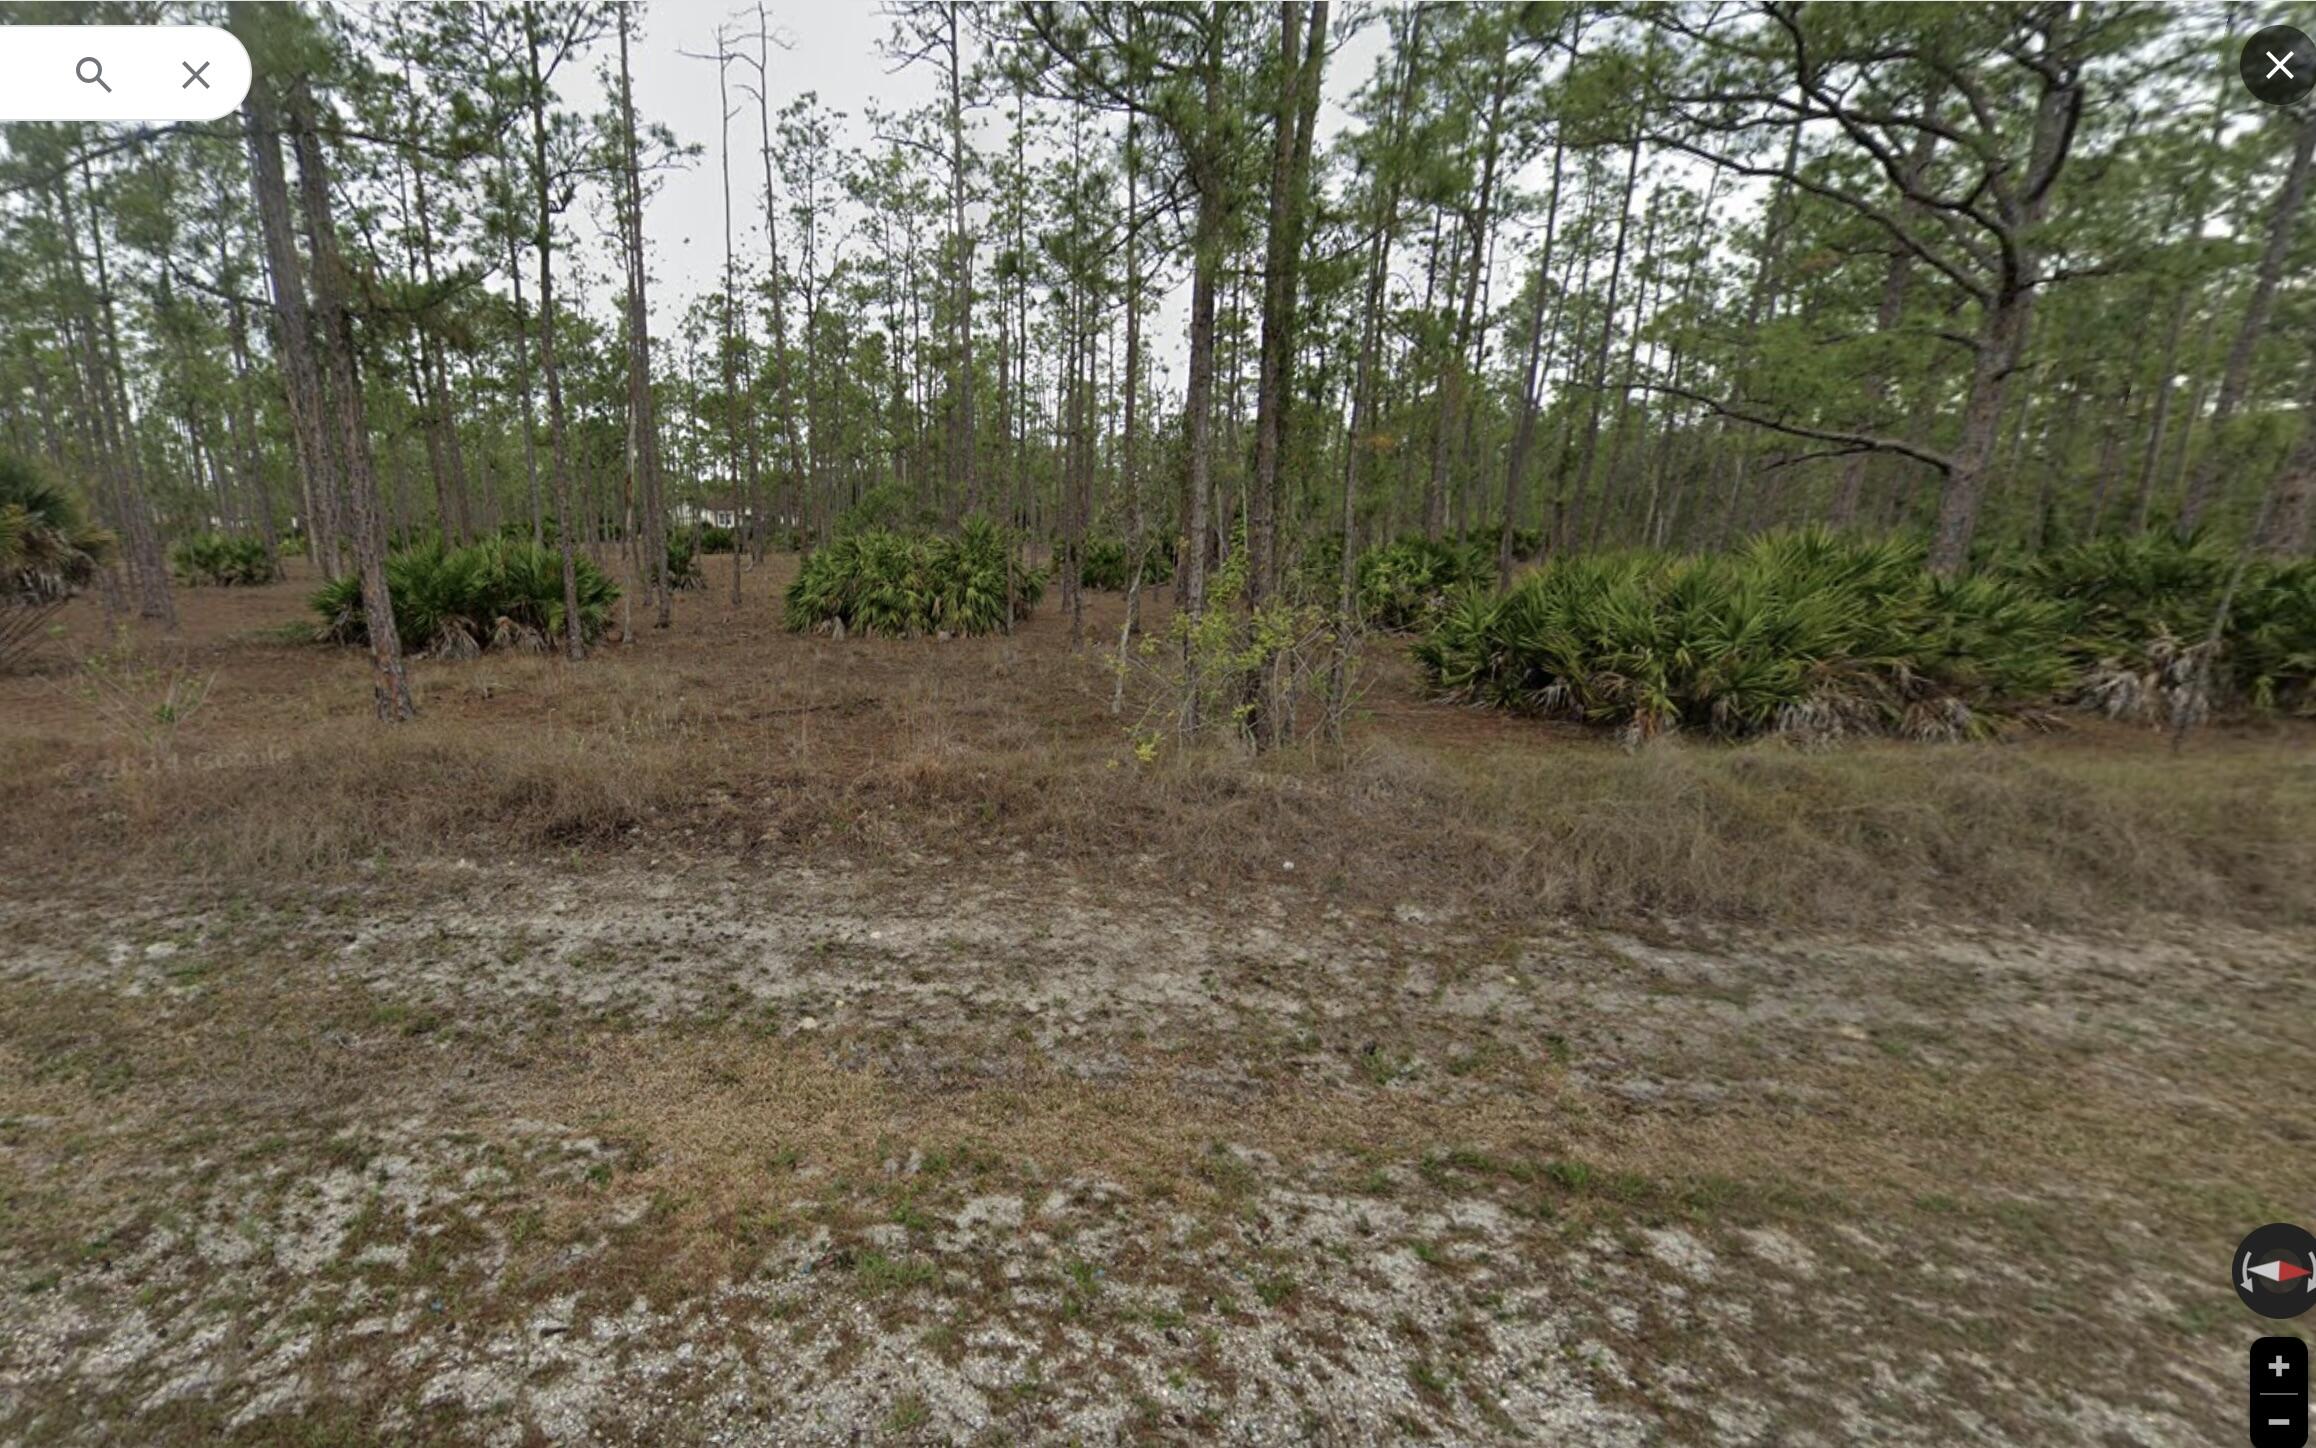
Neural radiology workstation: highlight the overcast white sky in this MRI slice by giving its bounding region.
[569,0,1398,399]
[599,0,933,322]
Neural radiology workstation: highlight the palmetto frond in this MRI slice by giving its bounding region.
[311,538,619,655]
[0,453,114,608]
[784,519,1042,639]
[1418,528,2072,741]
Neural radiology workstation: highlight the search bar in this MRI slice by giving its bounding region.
[0,26,252,122]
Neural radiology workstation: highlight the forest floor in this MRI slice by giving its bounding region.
[2,554,2313,1445]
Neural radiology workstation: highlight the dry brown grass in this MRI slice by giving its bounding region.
[6,552,2312,930]
[10,554,2312,1446]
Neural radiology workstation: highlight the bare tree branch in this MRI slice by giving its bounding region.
[1636,382,1955,474]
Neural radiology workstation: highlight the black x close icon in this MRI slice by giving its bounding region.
[2242,25,2316,105]
[181,60,211,90]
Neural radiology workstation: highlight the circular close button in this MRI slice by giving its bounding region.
[2235,1222,2316,1319]
[2242,25,2316,106]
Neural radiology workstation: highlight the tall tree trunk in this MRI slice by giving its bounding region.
[1244,0,1327,746]
[2129,79,2231,538]
[402,70,472,546]
[1069,285,1091,649]
[1177,20,1229,733]
[1831,124,1935,530]
[2255,328,2316,557]
[1332,7,1421,723]
[942,5,977,520]
[496,141,544,549]
[1248,0,1327,617]
[1931,287,2035,573]
[1424,21,1510,555]
[1113,91,1147,715]
[1928,58,2081,576]
[2178,108,2316,536]
[76,161,175,625]
[524,7,585,660]
[619,9,669,626]
[1415,207,1449,541]
[1713,119,1802,548]
[1565,138,1641,552]
[1500,135,1564,589]
[224,289,279,555]
[1057,105,1086,645]
[288,79,413,720]
[2120,295,2181,523]
[1591,189,1661,548]
[2091,324,2149,534]
[396,329,455,544]
[751,5,806,549]
[1642,167,1720,546]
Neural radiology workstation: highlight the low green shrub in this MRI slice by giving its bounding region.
[171,532,278,586]
[2007,532,2316,717]
[2,453,114,671]
[1125,537,1342,752]
[784,518,1043,638]
[666,531,705,590]
[312,537,618,657]
[497,518,559,546]
[1356,536,1490,631]
[2,454,111,604]
[1418,528,2073,741]
[1079,533,1175,590]
[2232,563,2316,714]
[689,523,737,554]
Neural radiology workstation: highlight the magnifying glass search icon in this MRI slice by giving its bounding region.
[76,57,111,93]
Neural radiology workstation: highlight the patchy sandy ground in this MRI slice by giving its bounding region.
[2,864,2306,1444]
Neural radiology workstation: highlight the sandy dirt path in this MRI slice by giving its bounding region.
[2,864,2306,1443]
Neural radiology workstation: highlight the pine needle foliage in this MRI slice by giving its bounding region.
[312,537,618,657]
[1417,528,2074,741]
[835,482,944,539]
[784,518,1043,638]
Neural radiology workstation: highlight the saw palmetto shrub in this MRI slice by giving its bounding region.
[784,518,1043,638]
[2233,563,2316,714]
[1417,528,2073,741]
[1354,535,1490,632]
[171,531,279,586]
[312,537,617,657]
[497,517,560,546]
[666,530,705,590]
[1,453,114,671]
[1079,533,1175,591]
[2009,532,2316,718]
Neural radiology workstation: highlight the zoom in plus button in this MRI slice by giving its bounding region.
[2254,1337,2308,1448]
